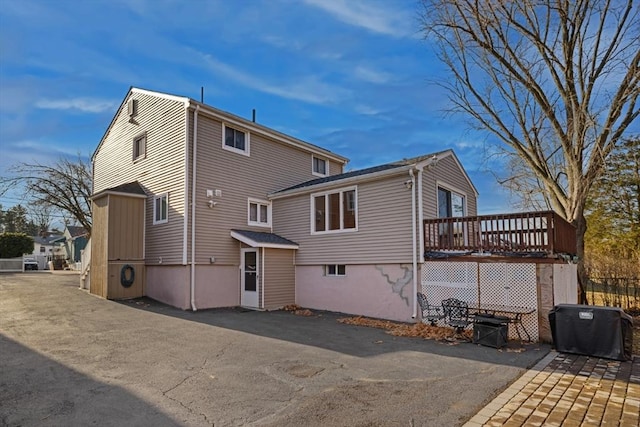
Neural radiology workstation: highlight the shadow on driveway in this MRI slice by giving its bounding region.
[118,297,550,369]
[0,334,180,427]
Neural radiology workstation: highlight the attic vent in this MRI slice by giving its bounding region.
[127,99,138,117]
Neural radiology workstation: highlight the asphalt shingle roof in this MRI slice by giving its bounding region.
[104,181,147,196]
[274,163,405,193]
[230,230,298,247]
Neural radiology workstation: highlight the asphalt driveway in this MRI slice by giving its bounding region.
[0,273,550,426]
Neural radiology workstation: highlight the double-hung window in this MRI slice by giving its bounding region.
[133,133,146,161]
[223,124,249,155]
[248,198,271,227]
[153,193,168,224]
[312,187,357,234]
[312,156,327,176]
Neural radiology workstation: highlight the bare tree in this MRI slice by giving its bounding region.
[1,156,92,234]
[27,203,53,236]
[421,0,639,298]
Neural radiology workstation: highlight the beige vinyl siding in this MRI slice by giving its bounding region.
[273,173,414,265]
[329,160,343,175]
[93,91,187,264]
[190,113,339,265]
[421,154,477,218]
[263,248,295,309]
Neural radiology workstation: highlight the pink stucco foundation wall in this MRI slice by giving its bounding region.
[146,265,241,310]
[146,265,190,309]
[296,264,415,322]
[194,265,239,309]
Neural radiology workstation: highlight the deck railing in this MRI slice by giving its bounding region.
[424,211,577,256]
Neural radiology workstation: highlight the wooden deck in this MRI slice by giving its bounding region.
[424,211,576,256]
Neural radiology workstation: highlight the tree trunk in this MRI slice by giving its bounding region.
[574,212,589,304]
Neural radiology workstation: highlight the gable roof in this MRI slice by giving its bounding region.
[92,87,349,166]
[230,230,299,249]
[33,235,64,245]
[91,181,147,199]
[66,226,88,238]
[269,149,478,199]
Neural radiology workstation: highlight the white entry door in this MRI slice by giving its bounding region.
[241,248,259,308]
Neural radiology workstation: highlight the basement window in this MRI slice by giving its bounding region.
[325,264,346,276]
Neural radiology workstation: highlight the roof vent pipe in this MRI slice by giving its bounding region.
[252,109,256,122]
[200,86,204,103]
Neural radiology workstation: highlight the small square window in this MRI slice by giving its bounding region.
[133,134,146,160]
[313,156,327,176]
[325,264,346,276]
[223,124,250,155]
[153,193,168,224]
[248,198,270,227]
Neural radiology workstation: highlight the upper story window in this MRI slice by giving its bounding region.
[437,186,465,218]
[223,124,250,156]
[312,187,357,234]
[248,198,271,227]
[153,193,168,224]
[312,156,327,177]
[133,133,146,161]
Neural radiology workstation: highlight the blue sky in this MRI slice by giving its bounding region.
[0,0,513,215]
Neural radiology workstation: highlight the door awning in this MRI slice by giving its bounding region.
[230,230,299,249]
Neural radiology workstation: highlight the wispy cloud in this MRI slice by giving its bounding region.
[35,98,118,113]
[200,53,350,105]
[354,65,392,84]
[303,0,412,37]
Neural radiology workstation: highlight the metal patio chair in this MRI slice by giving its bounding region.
[417,292,443,325]
[441,298,472,333]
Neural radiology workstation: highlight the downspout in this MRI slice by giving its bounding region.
[409,168,418,319]
[190,105,200,311]
[417,166,425,263]
[182,104,190,265]
[261,248,265,309]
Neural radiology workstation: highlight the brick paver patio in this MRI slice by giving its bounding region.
[464,352,640,427]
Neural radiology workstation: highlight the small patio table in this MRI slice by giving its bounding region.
[467,304,536,342]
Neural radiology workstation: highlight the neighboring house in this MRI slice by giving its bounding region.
[89,87,577,338]
[31,234,63,258]
[28,234,64,269]
[55,226,89,264]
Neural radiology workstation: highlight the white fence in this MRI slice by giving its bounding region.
[0,257,23,272]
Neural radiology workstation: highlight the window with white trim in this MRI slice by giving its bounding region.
[312,187,357,233]
[312,156,327,176]
[325,264,346,276]
[223,124,249,155]
[248,198,271,227]
[133,134,146,161]
[153,193,168,224]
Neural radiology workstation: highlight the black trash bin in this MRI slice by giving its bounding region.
[548,304,633,361]
[473,314,510,348]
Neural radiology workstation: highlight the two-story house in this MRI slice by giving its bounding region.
[92,87,571,327]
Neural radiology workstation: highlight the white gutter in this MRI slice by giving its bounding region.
[190,105,200,311]
[409,168,418,319]
[182,104,190,265]
[417,165,425,263]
